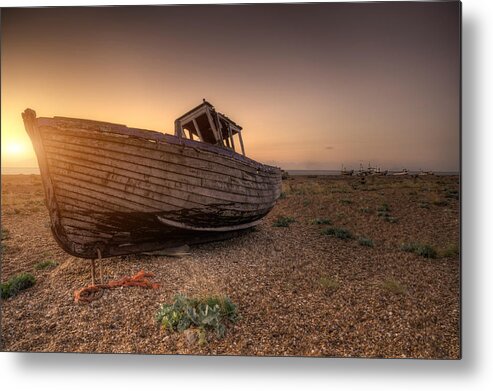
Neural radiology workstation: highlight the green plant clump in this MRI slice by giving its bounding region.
[445,189,459,200]
[312,218,331,225]
[156,294,239,339]
[358,237,374,247]
[319,276,340,291]
[432,199,449,207]
[1,228,9,241]
[441,244,460,258]
[401,243,437,259]
[383,215,399,223]
[381,278,406,295]
[272,215,295,227]
[1,273,36,299]
[321,227,353,240]
[377,203,390,212]
[35,259,58,270]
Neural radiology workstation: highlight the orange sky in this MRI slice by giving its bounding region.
[1,3,460,171]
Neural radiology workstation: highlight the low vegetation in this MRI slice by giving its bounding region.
[1,228,9,241]
[340,199,352,205]
[377,203,390,212]
[321,226,353,240]
[440,244,460,258]
[0,243,20,255]
[312,218,331,225]
[381,278,406,295]
[401,242,438,259]
[272,215,295,227]
[1,273,36,299]
[445,189,459,200]
[35,259,58,270]
[358,237,374,247]
[156,294,239,340]
[377,203,398,223]
[319,276,340,291]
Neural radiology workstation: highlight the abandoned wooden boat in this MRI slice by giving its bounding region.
[23,101,282,259]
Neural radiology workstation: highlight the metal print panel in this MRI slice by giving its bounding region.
[0,1,460,358]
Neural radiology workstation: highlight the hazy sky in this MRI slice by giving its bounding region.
[1,2,460,171]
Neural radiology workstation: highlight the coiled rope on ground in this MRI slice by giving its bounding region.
[74,270,160,303]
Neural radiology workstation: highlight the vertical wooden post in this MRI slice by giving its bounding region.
[97,248,103,284]
[238,131,246,155]
[205,108,224,146]
[192,119,204,142]
[90,259,96,286]
[174,120,184,138]
[188,129,194,140]
[228,124,235,151]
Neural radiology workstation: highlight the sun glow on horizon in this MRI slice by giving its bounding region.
[4,142,26,156]
[1,135,37,167]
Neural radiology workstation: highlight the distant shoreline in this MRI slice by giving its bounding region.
[286,170,460,176]
[1,167,460,176]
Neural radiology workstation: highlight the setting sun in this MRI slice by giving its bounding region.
[4,142,25,155]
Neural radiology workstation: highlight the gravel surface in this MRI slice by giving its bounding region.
[0,174,460,358]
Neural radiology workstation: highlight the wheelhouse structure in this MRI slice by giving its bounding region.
[175,100,246,155]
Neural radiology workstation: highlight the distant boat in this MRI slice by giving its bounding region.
[418,169,434,176]
[22,101,282,259]
[340,165,354,176]
[357,162,380,176]
[393,168,409,176]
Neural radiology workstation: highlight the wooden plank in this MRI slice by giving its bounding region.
[22,110,71,249]
[62,223,114,239]
[41,133,281,186]
[238,131,246,156]
[41,127,280,183]
[38,116,166,142]
[53,179,170,213]
[228,124,236,151]
[49,159,275,207]
[51,172,198,212]
[205,107,224,146]
[58,208,124,230]
[192,119,204,142]
[48,158,279,205]
[38,115,280,174]
[47,150,279,196]
[55,192,138,214]
[53,173,275,217]
[175,106,208,128]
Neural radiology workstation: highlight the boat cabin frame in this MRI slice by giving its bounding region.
[174,100,246,155]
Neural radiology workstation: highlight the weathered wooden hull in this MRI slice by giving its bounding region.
[22,109,282,259]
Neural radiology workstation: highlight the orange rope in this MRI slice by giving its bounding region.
[74,270,160,304]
